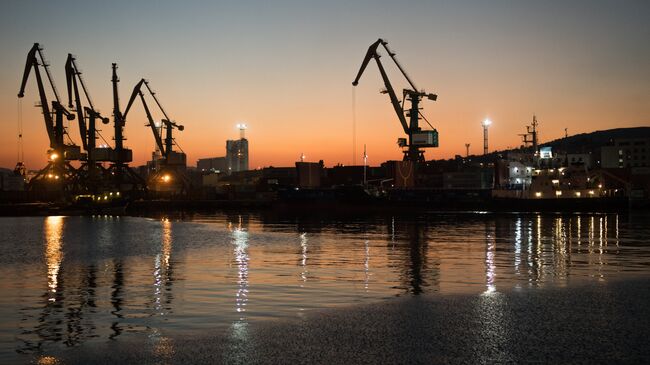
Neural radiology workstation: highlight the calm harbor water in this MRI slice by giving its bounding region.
[0,211,649,362]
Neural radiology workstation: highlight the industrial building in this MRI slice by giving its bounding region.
[601,138,650,169]
[197,157,227,173]
[198,124,250,175]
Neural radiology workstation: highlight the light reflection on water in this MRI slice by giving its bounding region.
[0,212,648,361]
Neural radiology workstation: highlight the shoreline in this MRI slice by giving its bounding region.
[24,277,650,364]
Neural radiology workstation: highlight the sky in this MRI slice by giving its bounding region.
[0,0,648,169]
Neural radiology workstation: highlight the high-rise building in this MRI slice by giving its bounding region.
[226,138,249,173]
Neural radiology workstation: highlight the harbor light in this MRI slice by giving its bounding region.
[50,152,59,161]
[575,192,581,197]
[556,191,562,196]
[535,192,542,198]
[161,174,171,183]
[237,123,248,140]
[482,119,492,155]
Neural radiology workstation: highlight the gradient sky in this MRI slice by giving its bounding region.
[1,0,648,169]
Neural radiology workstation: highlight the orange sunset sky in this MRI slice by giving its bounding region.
[0,0,648,170]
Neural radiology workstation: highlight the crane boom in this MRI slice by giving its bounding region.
[65,54,88,150]
[65,54,109,153]
[123,78,183,160]
[17,43,55,144]
[139,91,165,154]
[351,39,409,135]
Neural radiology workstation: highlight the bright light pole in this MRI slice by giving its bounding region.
[236,123,247,140]
[482,119,492,155]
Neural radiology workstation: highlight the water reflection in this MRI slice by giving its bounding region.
[364,239,370,291]
[230,216,250,318]
[390,221,438,295]
[110,259,124,340]
[4,212,646,362]
[153,218,174,316]
[299,232,308,285]
[227,216,251,363]
[485,221,496,294]
[45,216,64,299]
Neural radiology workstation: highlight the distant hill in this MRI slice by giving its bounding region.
[540,127,650,154]
[459,126,650,163]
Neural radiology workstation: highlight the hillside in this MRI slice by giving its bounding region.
[540,127,650,153]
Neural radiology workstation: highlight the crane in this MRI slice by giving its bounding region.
[17,43,80,189]
[352,39,439,163]
[106,63,145,195]
[124,79,184,164]
[65,53,110,153]
[123,78,189,192]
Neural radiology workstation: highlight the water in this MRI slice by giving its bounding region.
[0,212,649,362]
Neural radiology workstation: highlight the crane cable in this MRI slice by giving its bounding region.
[96,130,111,147]
[352,86,357,166]
[174,138,185,154]
[17,99,24,163]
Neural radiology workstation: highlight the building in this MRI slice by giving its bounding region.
[197,134,249,175]
[0,168,25,191]
[197,157,227,173]
[567,153,594,170]
[601,138,650,168]
[226,138,249,173]
[443,169,493,189]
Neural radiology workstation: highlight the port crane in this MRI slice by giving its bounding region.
[107,63,147,194]
[18,43,82,191]
[123,78,189,193]
[352,39,439,163]
[65,53,112,190]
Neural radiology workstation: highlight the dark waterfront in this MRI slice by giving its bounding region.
[1,212,649,364]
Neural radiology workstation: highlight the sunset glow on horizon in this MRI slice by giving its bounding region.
[1,0,648,170]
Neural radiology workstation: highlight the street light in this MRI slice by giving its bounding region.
[482,119,492,155]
